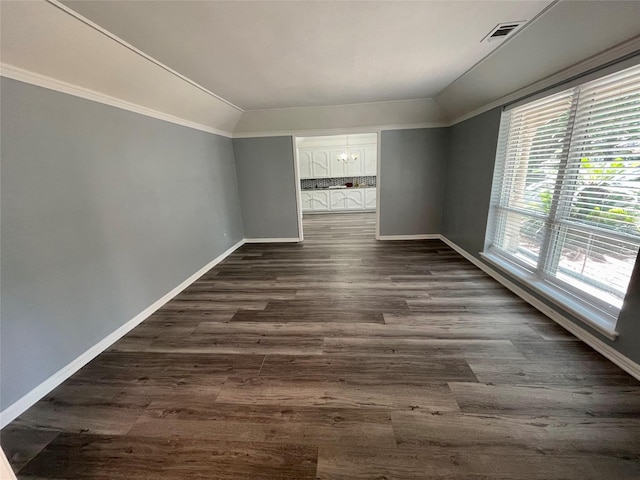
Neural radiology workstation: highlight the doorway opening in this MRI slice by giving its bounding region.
[293,132,380,241]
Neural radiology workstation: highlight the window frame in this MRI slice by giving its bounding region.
[483,62,640,339]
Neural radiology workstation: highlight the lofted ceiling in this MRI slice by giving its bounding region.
[2,1,640,134]
[61,0,553,111]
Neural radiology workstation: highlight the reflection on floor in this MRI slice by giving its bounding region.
[2,212,640,479]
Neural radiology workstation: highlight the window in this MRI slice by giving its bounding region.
[484,63,640,333]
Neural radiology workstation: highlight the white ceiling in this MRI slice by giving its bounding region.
[62,0,553,111]
[2,1,639,135]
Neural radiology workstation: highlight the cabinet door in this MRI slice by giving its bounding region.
[345,147,365,176]
[329,190,348,210]
[312,149,331,178]
[301,191,313,212]
[298,149,313,179]
[312,191,330,211]
[329,149,347,177]
[364,144,377,176]
[364,188,377,210]
[346,189,365,210]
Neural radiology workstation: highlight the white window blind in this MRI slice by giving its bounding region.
[485,63,640,327]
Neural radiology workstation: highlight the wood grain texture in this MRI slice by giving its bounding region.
[2,213,639,479]
[18,434,318,480]
[316,445,640,480]
[215,377,461,412]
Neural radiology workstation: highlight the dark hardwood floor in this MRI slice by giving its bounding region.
[3,212,640,479]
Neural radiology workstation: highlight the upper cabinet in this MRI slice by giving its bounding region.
[346,147,365,177]
[298,148,331,178]
[299,143,376,179]
[329,147,365,177]
[312,149,331,177]
[298,149,313,178]
[364,145,377,176]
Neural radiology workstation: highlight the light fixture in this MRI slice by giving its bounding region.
[337,136,359,163]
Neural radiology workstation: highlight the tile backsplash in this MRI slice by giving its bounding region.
[301,176,376,189]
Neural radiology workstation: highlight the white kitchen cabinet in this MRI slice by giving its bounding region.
[298,148,331,179]
[364,144,377,176]
[364,187,377,210]
[311,190,330,211]
[329,149,347,177]
[329,189,365,211]
[300,143,376,179]
[301,191,313,211]
[312,149,331,177]
[345,189,365,209]
[301,190,331,212]
[302,188,377,213]
[329,190,348,210]
[345,147,364,176]
[329,147,366,177]
[298,149,313,179]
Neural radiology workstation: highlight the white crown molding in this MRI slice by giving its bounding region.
[446,36,640,127]
[244,238,301,243]
[233,122,447,139]
[378,234,441,241]
[46,0,243,113]
[0,239,245,428]
[0,63,234,138]
[439,235,640,381]
[378,122,448,131]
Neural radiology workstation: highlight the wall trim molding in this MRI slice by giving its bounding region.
[378,234,441,241]
[232,122,447,139]
[445,37,640,127]
[47,0,243,113]
[0,239,245,429]
[0,63,234,138]
[0,66,447,140]
[244,238,300,243]
[439,235,640,382]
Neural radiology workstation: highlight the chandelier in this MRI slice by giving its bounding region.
[337,136,359,163]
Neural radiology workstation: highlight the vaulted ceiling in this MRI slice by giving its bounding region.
[61,0,553,111]
[2,0,640,135]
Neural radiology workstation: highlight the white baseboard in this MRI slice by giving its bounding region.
[378,234,441,241]
[244,237,300,243]
[439,235,640,382]
[0,239,245,428]
[1,447,17,480]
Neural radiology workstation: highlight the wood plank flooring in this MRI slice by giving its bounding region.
[3,212,640,479]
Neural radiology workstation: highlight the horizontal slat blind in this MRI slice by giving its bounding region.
[486,63,640,318]
[488,89,577,268]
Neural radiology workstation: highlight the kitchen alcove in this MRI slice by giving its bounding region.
[294,132,379,240]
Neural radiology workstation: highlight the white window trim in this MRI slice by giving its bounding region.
[481,250,619,341]
[483,63,640,338]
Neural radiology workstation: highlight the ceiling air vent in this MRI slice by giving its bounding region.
[483,21,525,42]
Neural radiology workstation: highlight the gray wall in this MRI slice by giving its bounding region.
[442,108,502,253]
[0,78,244,409]
[379,128,448,236]
[232,136,299,239]
[441,107,640,365]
